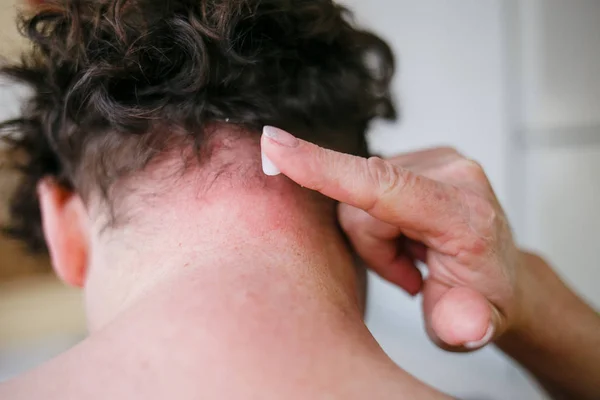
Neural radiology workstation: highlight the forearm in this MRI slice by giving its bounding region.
[496,252,600,400]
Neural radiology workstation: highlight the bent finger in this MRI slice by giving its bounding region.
[338,204,423,295]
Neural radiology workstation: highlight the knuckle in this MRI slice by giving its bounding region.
[440,146,461,156]
[478,198,498,236]
[460,191,499,257]
[467,233,491,257]
[426,187,503,264]
[461,159,488,182]
[366,156,406,201]
[454,236,490,264]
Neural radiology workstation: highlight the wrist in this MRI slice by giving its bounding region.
[498,250,588,347]
[506,251,550,336]
[496,251,600,400]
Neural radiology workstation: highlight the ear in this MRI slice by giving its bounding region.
[38,178,90,288]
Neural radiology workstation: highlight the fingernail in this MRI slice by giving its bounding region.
[464,322,495,349]
[262,126,299,148]
[261,151,281,176]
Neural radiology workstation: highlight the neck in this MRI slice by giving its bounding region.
[78,151,392,395]
[4,137,444,400]
[84,137,365,331]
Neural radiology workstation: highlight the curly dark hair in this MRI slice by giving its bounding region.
[0,0,396,252]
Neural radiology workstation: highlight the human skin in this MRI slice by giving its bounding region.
[0,131,449,400]
[261,126,600,400]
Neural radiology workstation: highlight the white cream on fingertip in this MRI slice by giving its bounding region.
[261,151,281,176]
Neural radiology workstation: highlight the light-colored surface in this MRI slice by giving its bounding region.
[515,0,600,308]
[0,276,85,348]
[340,1,544,399]
[523,146,600,308]
[0,0,25,62]
[0,336,79,382]
[345,0,510,203]
[0,77,46,280]
[355,1,600,398]
[519,0,600,130]
[0,0,86,383]
[0,276,85,383]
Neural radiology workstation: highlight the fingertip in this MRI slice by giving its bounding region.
[406,240,428,263]
[260,126,308,178]
[377,255,423,296]
[430,287,492,347]
[464,322,495,349]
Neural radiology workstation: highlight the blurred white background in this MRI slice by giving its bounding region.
[339,0,600,399]
[1,1,600,399]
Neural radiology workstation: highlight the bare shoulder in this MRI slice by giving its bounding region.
[0,331,454,400]
[0,373,453,400]
[0,367,454,400]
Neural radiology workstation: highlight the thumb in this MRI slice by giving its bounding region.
[427,286,498,350]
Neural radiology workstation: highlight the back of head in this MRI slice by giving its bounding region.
[1,0,396,251]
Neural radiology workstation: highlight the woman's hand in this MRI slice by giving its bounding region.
[261,126,522,350]
[262,126,600,399]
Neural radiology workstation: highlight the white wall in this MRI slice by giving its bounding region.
[524,147,600,308]
[517,0,600,309]
[343,0,510,200]
[341,1,600,398]
[520,0,600,131]
[338,1,546,399]
[0,79,30,150]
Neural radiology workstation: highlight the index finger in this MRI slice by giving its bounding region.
[261,126,467,238]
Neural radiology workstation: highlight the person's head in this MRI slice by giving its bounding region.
[1,0,395,324]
